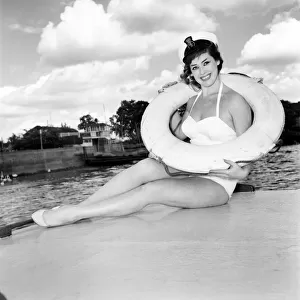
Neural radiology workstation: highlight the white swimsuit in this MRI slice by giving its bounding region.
[181,82,238,197]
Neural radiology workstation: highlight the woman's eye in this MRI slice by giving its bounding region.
[203,61,210,66]
[191,66,198,70]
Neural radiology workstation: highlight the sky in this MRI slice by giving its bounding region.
[0,0,300,142]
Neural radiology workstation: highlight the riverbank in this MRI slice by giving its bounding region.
[0,146,85,176]
[0,144,149,177]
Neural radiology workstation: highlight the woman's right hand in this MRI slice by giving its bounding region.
[208,159,252,180]
[158,81,178,93]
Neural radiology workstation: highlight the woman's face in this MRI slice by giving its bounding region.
[189,52,220,87]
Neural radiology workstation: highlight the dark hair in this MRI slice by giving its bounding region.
[180,39,224,90]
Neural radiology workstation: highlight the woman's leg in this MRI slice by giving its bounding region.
[79,158,176,206]
[40,176,229,227]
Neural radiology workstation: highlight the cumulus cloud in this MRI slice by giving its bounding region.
[107,0,217,33]
[223,62,300,102]
[0,56,181,140]
[1,56,152,109]
[38,0,296,68]
[267,63,300,101]
[37,0,217,67]
[237,17,300,66]
[232,13,300,102]
[119,65,183,103]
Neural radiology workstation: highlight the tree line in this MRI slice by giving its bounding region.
[1,98,300,151]
[74,99,300,146]
[1,123,81,151]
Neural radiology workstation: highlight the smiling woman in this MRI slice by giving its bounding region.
[141,34,284,198]
[31,32,256,228]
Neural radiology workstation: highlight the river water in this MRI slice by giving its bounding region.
[0,145,299,227]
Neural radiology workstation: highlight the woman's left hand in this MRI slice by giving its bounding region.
[208,159,251,180]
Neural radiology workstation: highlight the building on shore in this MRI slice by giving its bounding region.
[81,123,117,151]
[80,123,148,165]
[81,123,127,154]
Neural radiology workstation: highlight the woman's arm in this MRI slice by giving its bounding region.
[170,97,194,140]
[228,93,252,137]
[209,94,253,180]
[170,111,186,140]
[158,81,194,141]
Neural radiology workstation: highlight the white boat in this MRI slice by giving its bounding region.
[0,189,299,300]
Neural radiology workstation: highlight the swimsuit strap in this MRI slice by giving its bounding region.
[189,90,202,116]
[216,81,223,118]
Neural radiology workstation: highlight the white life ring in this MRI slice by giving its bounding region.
[141,73,285,173]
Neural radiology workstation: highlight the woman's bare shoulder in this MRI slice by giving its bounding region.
[223,86,250,110]
[186,94,198,110]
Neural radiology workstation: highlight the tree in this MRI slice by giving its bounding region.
[280,100,300,145]
[61,122,71,128]
[7,133,23,150]
[7,126,81,150]
[78,114,99,131]
[19,126,63,149]
[109,100,149,141]
[281,100,298,128]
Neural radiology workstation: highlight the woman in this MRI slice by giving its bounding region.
[32,33,252,227]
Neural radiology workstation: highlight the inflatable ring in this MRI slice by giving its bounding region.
[141,73,285,173]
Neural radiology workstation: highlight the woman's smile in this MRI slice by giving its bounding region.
[200,73,211,81]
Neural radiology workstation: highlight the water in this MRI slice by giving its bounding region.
[0,145,299,226]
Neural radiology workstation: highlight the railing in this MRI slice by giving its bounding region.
[81,132,111,138]
[81,133,91,138]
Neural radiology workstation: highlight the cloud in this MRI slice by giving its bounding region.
[118,66,183,104]
[38,0,296,68]
[237,17,300,66]
[0,56,181,141]
[267,63,300,101]
[232,13,300,102]
[8,23,42,34]
[223,62,300,103]
[37,0,217,67]
[107,0,217,33]
[1,56,151,109]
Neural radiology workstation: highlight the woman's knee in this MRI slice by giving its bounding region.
[135,158,164,177]
[180,180,230,208]
[136,157,160,168]
[202,187,229,207]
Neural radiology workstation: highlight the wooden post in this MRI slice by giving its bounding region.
[39,129,43,150]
